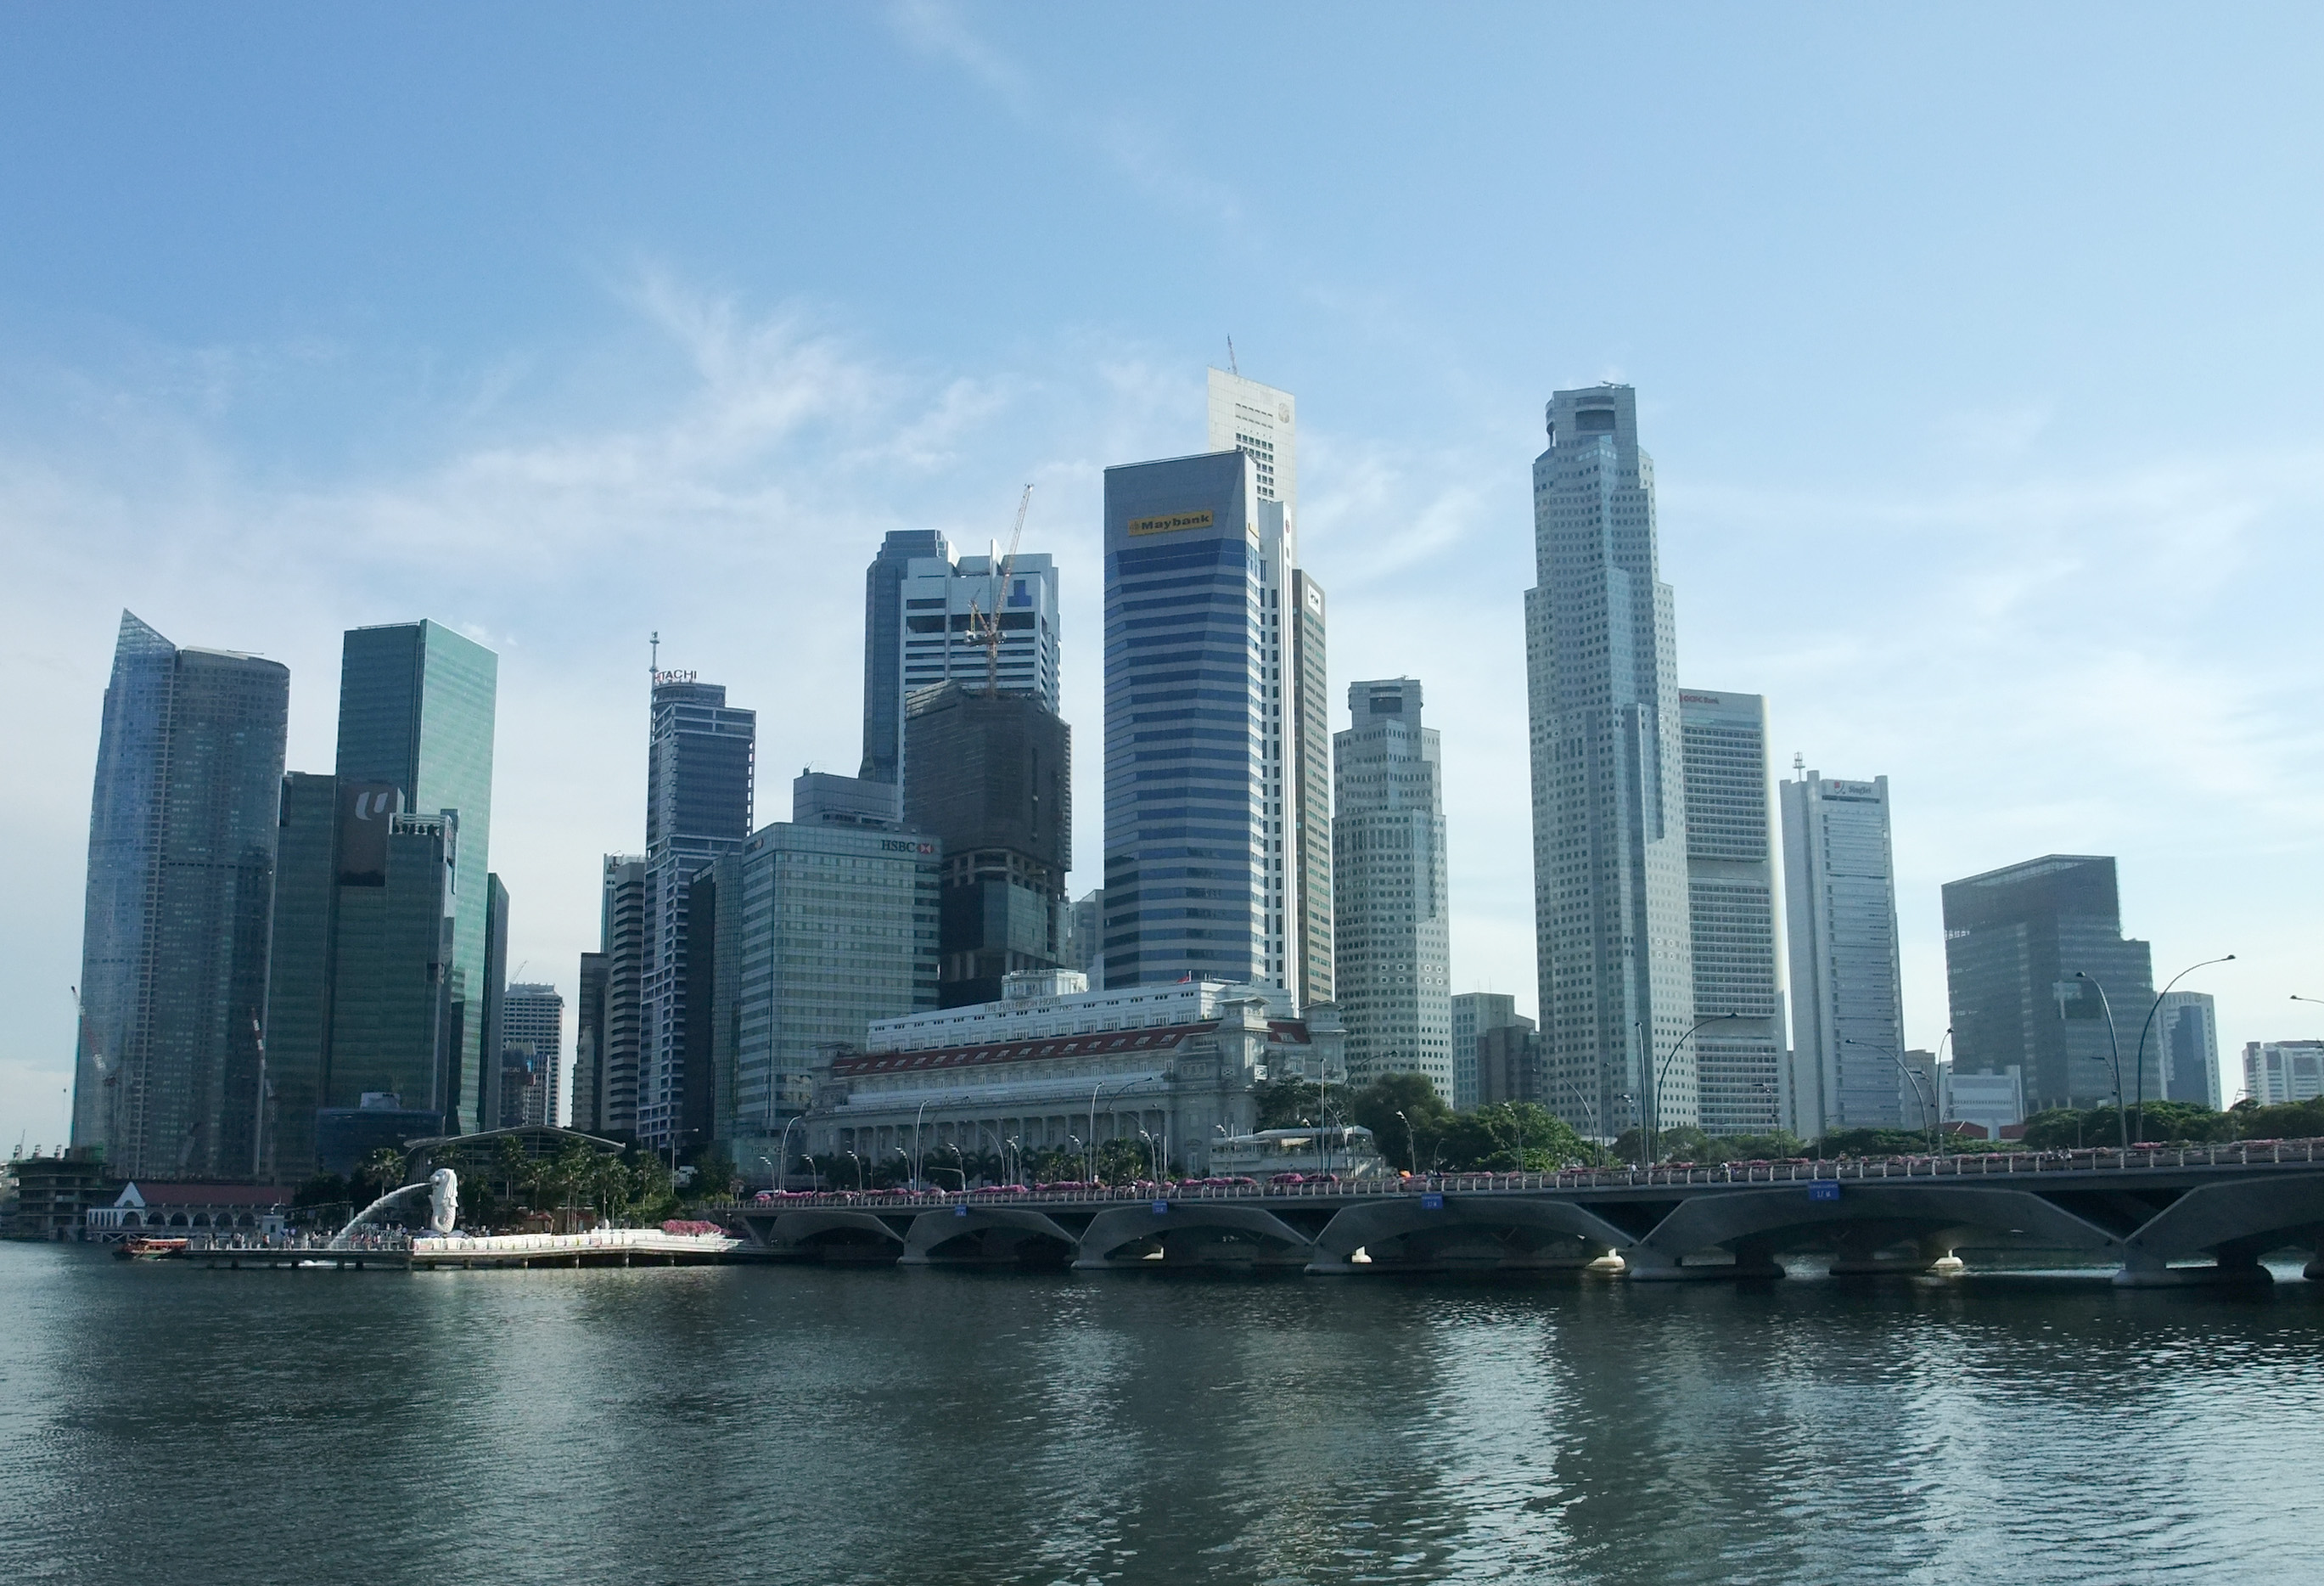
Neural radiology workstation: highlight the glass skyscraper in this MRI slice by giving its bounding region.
[638,677,755,1152]
[1942,853,2155,1113]
[1524,385,1696,1142]
[74,610,289,1179]
[1679,689,1788,1136]
[1100,369,1328,1000]
[1332,678,1450,1093]
[859,528,951,785]
[1782,771,1907,1134]
[333,621,497,1133]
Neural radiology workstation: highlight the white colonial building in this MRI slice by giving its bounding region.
[795,970,1345,1182]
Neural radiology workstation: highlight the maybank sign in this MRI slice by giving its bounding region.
[1127,509,1215,537]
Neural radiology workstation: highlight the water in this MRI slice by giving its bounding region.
[4,1244,2321,1584]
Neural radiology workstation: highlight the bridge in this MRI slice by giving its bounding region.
[714,1139,2324,1286]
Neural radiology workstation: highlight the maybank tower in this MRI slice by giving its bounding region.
[1100,369,1331,1004]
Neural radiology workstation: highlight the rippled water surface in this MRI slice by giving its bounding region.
[4,1245,2321,1583]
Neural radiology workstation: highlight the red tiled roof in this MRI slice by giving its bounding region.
[836,1016,1314,1077]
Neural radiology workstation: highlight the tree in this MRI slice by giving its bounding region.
[1252,1077,1319,1133]
[1438,1103,1594,1172]
[1344,1074,1453,1173]
[352,1147,410,1205]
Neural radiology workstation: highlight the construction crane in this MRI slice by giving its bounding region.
[968,483,1033,695]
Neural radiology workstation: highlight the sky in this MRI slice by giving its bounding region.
[4,3,2323,1150]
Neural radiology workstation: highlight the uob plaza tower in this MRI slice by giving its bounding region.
[1524,385,1697,1142]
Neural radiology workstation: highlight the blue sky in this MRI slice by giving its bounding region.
[5,3,2322,1146]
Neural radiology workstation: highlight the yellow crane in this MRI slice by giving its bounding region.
[967,483,1033,695]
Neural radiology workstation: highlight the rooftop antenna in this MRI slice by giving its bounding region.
[1792,751,1805,781]
[1227,336,1238,376]
[650,631,660,675]
[966,484,1034,695]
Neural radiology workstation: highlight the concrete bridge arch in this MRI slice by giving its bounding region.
[1622,1184,2125,1279]
[1072,1203,1315,1269]
[1306,1196,1632,1274]
[901,1206,1077,1267]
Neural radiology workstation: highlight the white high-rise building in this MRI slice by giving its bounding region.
[1780,770,1906,1136]
[1333,679,1450,1093]
[1098,368,1329,1004]
[2242,1040,2324,1106]
[1525,385,1696,1143]
[500,982,564,1129]
[1678,689,1788,1136]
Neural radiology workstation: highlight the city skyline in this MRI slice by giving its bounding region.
[8,9,2324,1145]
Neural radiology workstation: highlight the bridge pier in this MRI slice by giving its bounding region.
[1828,1233,1956,1278]
[2113,1244,2274,1288]
[1624,1239,1785,1282]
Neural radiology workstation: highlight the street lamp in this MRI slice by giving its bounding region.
[1844,1038,1939,1155]
[844,1150,864,1191]
[1138,1128,1160,1183]
[1648,1014,1742,1165]
[2073,972,2130,1150]
[2128,956,2233,1141]
[1393,1109,1419,1178]
[910,1100,932,1187]
[773,1114,805,1191]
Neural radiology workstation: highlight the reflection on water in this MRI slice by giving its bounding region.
[3,1245,2319,1584]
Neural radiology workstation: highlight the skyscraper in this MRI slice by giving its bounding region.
[74,611,289,1179]
[1450,993,1531,1111]
[902,683,1070,1007]
[573,950,608,1133]
[859,529,949,785]
[710,773,942,1171]
[859,531,1061,787]
[637,674,755,1154]
[2157,990,2220,1109]
[1678,690,1787,1136]
[1332,678,1450,1093]
[598,856,647,1138]
[1781,771,1906,1135]
[1100,368,1328,1000]
[1943,854,2155,1114]
[500,981,564,1129]
[333,621,498,1133]
[478,873,510,1131]
[1524,385,1695,1143]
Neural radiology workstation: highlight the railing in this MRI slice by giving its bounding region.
[705,1139,2324,1216]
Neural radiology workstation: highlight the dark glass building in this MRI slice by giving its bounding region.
[333,621,497,1133]
[902,683,1069,1007]
[638,678,754,1152]
[858,529,950,785]
[74,611,289,1180]
[1942,854,2156,1112]
[598,856,648,1138]
[573,950,609,1134]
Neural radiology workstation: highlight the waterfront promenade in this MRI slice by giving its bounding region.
[712,1138,2324,1285]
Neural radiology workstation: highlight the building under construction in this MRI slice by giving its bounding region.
[902,683,1070,1007]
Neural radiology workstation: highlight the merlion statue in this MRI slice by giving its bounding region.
[426,1168,459,1235]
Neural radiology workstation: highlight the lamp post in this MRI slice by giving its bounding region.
[1844,1038,1939,1155]
[774,1115,805,1191]
[1393,1109,1419,1178]
[1138,1128,1160,1183]
[844,1150,864,1191]
[1648,1014,1742,1165]
[2073,972,2130,1150]
[2125,956,2235,1140]
[1611,1092,1636,1167]
[909,1100,933,1187]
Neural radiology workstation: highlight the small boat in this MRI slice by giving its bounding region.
[115,1236,188,1260]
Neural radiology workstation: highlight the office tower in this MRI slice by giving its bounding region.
[1524,385,1695,1143]
[860,530,1061,786]
[573,951,609,1133]
[499,982,564,1129]
[1678,690,1788,1136]
[478,874,509,1132]
[1478,1025,1548,1106]
[1332,679,1451,1093]
[1942,854,2156,1114]
[1942,1066,2024,1138]
[638,675,755,1154]
[264,772,338,1178]
[1781,771,1906,1134]
[598,856,647,1137]
[710,773,942,1170]
[902,683,1070,1007]
[334,621,497,1133]
[1451,993,1531,1111]
[1101,368,1327,999]
[2243,1041,2324,1106]
[1205,369,1333,1009]
[74,611,289,1179]
[1064,888,1106,987]
[859,529,951,785]
[2157,991,2220,1109]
